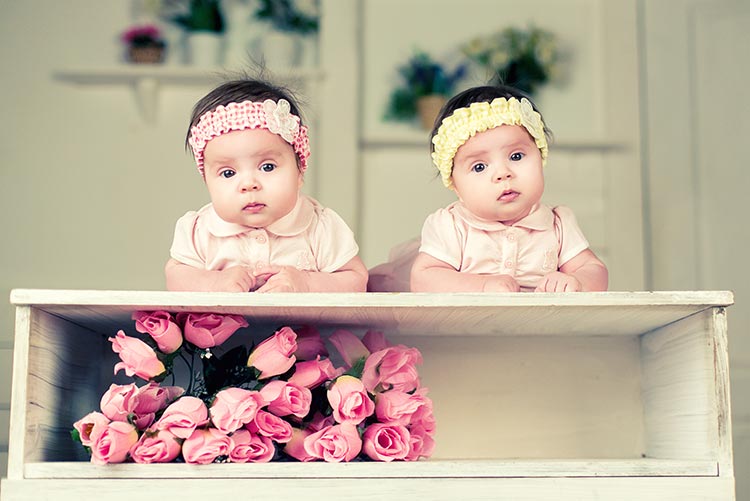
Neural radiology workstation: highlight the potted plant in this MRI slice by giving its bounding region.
[166,0,225,33]
[121,24,167,64]
[252,0,320,68]
[385,51,467,130]
[253,0,318,34]
[462,25,559,96]
[161,0,225,65]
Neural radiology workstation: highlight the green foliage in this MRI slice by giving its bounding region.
[168,0,225,33]
[197,345,259,404]
[463,25,559,96]
[386,52,467,121]
[344,356,367,380]
[254,0,319,34]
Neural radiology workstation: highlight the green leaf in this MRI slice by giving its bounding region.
[344,356,366,379]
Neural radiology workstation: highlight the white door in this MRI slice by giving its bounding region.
[642,0,750,496]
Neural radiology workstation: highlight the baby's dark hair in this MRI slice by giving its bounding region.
[186,77,304,152]
[429,84,552,153]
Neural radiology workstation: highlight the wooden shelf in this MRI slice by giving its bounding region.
[52,66,324,123]
[24,458,717,479]
[1,289,736,500]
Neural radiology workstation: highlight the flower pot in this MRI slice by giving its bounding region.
[186,32,225,66]
[127,45,165,64]
[260,30,301,69]
[417,95,447,130]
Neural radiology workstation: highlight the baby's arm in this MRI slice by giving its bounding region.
[411,252,520,292]
[165,259,257,292]
[535,249,608,292]
[254,256,368,293]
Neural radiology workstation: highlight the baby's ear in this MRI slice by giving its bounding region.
[297,171,304,189]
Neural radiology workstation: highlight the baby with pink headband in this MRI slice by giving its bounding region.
[165,78,368,292]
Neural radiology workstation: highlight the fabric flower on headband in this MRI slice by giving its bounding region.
[263,99,299,144]
[431,97,548,189]
[188,99,311,176]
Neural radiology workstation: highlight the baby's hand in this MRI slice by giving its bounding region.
[535,271,582,292]
[254,265,310,293]
[211,266,256,292]
[482,274,521,292]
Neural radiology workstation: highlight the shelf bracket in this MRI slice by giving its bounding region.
[132,77,159,124]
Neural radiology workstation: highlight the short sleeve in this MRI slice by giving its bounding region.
[418,209,463,270]
[169,211,207,268]
[553,206,590,266]
[311,207,360,272]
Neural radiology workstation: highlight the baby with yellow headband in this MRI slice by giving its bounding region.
[165,78,368,292]
[410,85,608,292]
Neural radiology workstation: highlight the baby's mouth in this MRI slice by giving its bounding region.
[243,202,266,213]
[498,190,520,202]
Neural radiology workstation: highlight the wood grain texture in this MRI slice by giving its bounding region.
[8,289,735,338]
[640,310,720,461]
[22,458,718,479]
[0,476,736,501]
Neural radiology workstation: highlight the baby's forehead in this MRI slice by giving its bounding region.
[455,125,536,157]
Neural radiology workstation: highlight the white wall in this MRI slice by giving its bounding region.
[642,1,750,497]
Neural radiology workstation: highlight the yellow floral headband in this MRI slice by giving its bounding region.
[431,97,548,188]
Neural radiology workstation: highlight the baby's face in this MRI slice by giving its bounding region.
[203,128,303,228]
[451,124,544,225]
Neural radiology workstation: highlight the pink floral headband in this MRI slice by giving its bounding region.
[188,99,311,176]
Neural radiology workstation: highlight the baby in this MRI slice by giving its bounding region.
[165,78,368,292]
[409,85,608,292]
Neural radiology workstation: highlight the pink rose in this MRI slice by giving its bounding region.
[73,411,110,447]
[155,396,209,439]
[362,422,411,462]
[209,387,265,434]
[247,326,298,379]
[303,423,362,462]
[132,383,185,430]
[362,345,422,393]
[109,330,166,380]
[288,356,343,389]
[260,380,312,418]
[229,429,275,463]
[328,329,370,368]
[293,325,328,360]
[90,421,139,464]
[327,375,374,426]
[283,428,315,462]
[99,383,137,422]
[247,410,293,443]
[306,412,336,433]
[409,389,436,434]
[177,312,248,349]
[129,429,181,463]
[182,428,232,464]
[405,424,435,461]
[362,330,390,353]
[375,388,431,427]
[132,310,183,354]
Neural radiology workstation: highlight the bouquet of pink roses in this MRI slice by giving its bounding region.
[72,311,435,464]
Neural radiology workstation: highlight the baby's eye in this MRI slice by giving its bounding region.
[220,169,235,178]
[471,163,487,173]
[510,152,525,161]
[260,163,276,172]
